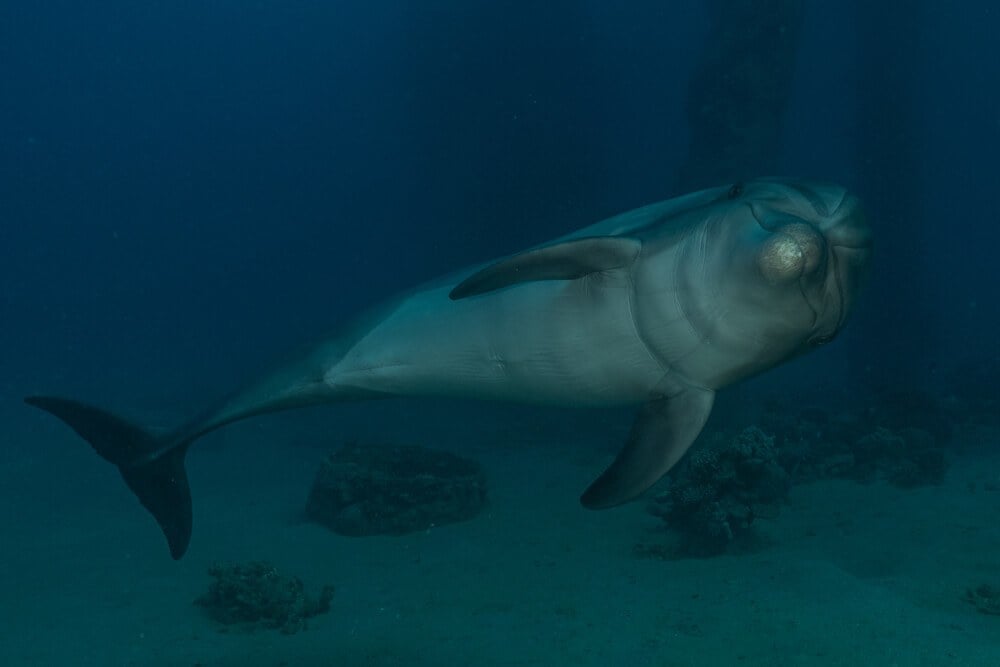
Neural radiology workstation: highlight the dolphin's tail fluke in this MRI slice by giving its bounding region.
[24,396,193,559]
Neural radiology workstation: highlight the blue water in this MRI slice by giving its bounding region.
[1,2,999,665]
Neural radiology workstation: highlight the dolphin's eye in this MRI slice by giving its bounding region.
[727,183,744,200]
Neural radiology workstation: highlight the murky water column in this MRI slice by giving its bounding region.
[676,0,804,190]
[852,2,934,386]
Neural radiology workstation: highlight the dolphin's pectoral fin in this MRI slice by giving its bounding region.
[449,236,641,300]
[580,378,715,509]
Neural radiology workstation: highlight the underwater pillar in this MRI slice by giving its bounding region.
[676,0,804,191]
[851,0,933,386]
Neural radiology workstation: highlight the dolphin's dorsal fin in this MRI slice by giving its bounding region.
[449,236,641,300]
[580,376,715,509]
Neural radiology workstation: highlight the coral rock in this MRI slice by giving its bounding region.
[306,443,488,536]
[195,561,333,634]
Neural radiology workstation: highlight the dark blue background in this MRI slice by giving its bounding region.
[1,2,997,416]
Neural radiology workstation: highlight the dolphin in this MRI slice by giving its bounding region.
[26,179,872,559]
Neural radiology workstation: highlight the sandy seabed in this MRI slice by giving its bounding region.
[2,399,999,666]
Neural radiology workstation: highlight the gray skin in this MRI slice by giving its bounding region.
[26,178,872,559]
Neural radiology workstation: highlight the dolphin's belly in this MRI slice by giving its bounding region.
[326,277,665,406]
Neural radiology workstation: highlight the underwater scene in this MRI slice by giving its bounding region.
[1,2,998,665]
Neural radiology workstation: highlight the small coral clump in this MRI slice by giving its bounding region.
[648,427,790,556]
[965,584,1000,616]
[851,427,947,488]
[760,398,949,488]
[195,561,334,634]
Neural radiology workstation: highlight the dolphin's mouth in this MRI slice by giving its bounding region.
[825,193,872,339]
[828,248,847,340]
[800,248,842,347]
[809,248,847,347]
[813,242,872,345]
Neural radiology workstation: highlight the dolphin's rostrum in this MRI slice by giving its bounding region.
[26,179,872,559]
